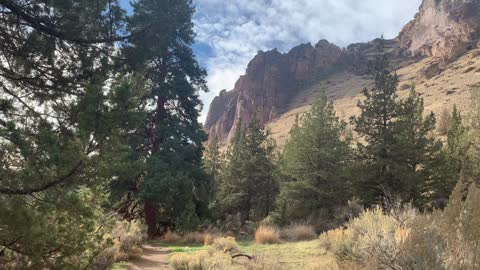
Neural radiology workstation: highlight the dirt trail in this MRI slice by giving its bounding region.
[127,244,171,270]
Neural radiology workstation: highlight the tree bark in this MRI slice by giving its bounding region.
[144,201,158,239]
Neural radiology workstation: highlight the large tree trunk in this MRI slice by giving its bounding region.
[144,201,158,239]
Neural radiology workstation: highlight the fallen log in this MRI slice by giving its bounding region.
[232,253,255,260]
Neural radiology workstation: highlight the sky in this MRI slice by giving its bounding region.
[120,0,422,122]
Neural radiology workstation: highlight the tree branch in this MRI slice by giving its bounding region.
[0,161,83,195]
[0,0,148,44]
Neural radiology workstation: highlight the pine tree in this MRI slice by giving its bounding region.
[350,52,402,204]
[218,117,277,224]
[276,95,352,225]
[351,50,444,206]
[393,87,442,204]
[427,104,466,208]
[118,0,208,237]
[203,138,224,201]
[463,87,480,184]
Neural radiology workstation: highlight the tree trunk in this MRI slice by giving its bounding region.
[144,201,157,239]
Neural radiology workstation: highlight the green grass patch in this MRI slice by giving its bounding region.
[109,262,132,270]
[238,240,322,269]
[150,240,207,254]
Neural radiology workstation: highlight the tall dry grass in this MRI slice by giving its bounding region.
[280,224,317,242]
[255,225,280,244]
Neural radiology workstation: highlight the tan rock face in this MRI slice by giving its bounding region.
[398,0,480,62]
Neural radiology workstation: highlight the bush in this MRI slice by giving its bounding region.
[164,230,182,244]
[255,226,280,245]
[92,219,145,269]
[110,219,145,261]
[210,236,240,254]
[181,232,206,245]
[280,224,317,242]
[319,184,480,269]
[319,204,417,269]
[93,247,117,270]
[400,181,480,269]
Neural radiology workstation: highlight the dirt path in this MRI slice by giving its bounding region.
[127,244,171,270]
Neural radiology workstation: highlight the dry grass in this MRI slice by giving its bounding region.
[267,49,480,148]
[255,225,280,245]
[203,233,215,245]
[163,230,182,244]
[280,224,317,242]
[169,237,244,270]
[163,231,220,246]
[170,238,324,270]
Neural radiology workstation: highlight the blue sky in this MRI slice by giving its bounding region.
[120,0,422,122]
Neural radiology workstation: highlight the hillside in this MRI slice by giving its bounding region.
[204,0,480,146]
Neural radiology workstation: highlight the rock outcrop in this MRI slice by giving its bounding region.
[204,40,343,143]
[205,0,480,144]
[398,0,480,62]
[204,38,408,143]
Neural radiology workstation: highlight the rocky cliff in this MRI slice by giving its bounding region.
[205,40,345,142]
[205,0,480,144]
[398,0,480,62]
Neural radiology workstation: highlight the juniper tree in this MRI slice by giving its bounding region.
[0,0,137,267]
[276,96,353,225]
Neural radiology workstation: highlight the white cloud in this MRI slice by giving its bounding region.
[193,0,422,122]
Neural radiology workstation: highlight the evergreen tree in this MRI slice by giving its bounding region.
[218,117,277,224]
[350,52,402,204]
[438,108,451,135]
[276,96,352,225]
[427,104,466,208]
[394,87,442,204]
[117,0,208,237]
[463,88,480,184]
[202,138,224,201]
[351,52,442,206]
[0,1,135,267]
